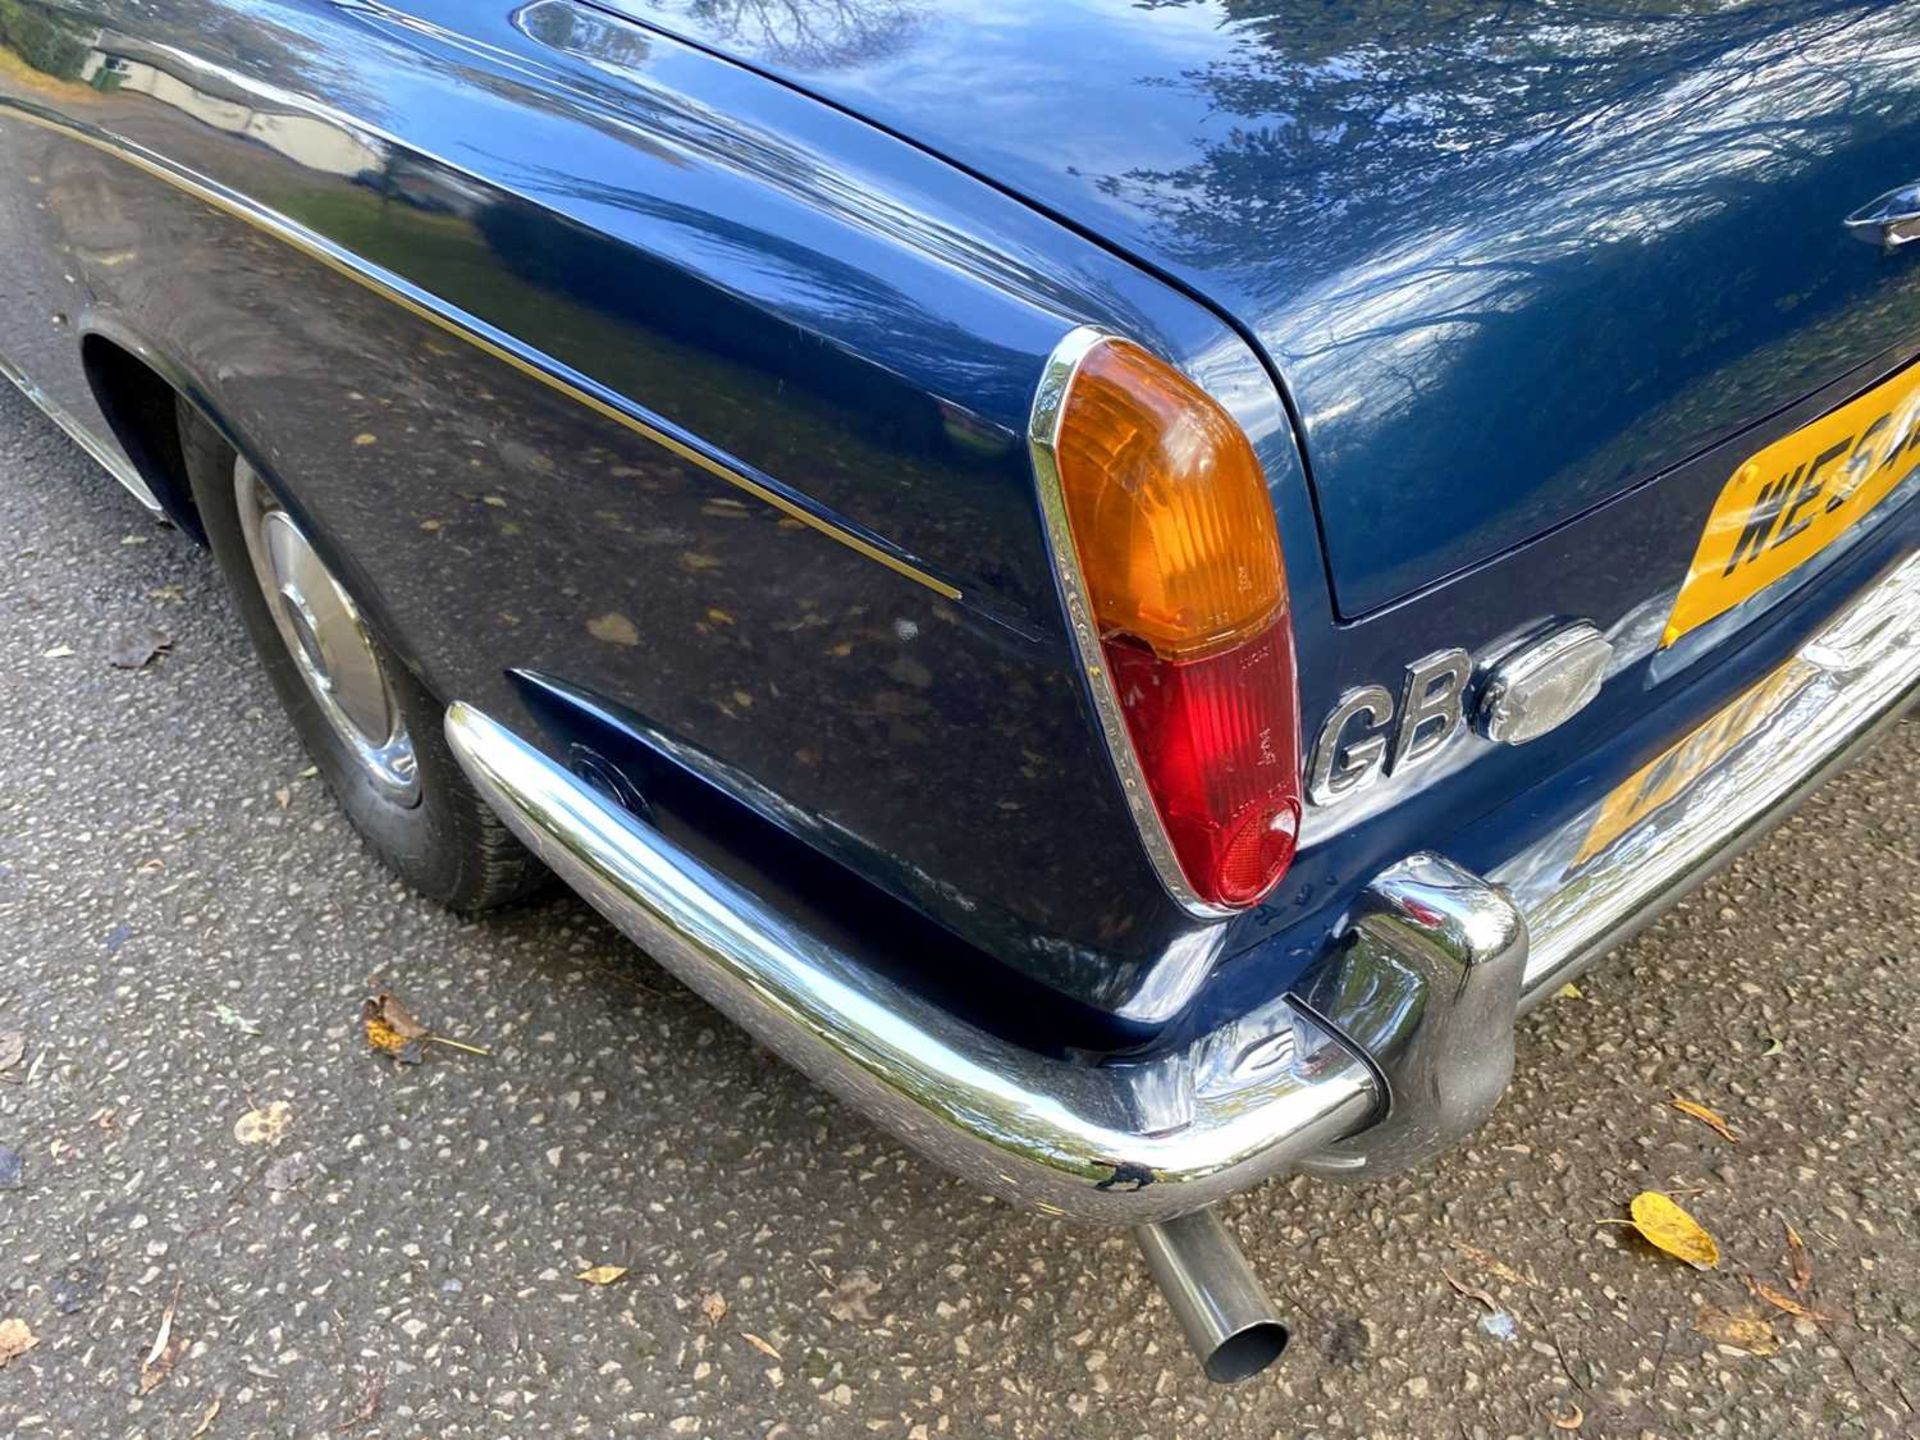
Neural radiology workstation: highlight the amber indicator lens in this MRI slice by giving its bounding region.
[1052,338,1302,910]
[1055,340,1286,661]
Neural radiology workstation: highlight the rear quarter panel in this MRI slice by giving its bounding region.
[0,0,1322,1023]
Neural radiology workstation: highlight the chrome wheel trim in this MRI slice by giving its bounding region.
[234,459,420,804]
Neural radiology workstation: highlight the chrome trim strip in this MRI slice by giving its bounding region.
[0,349,163,513]
[1026,325,1233,921]
[446,547,1916,1223]
[1498,548,1920,1005]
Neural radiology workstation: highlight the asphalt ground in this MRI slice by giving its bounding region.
[0,379,1916,1439]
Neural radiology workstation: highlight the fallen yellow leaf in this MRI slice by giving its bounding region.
[1546,1401,1583,1430]
[586,612,640,647]
[362,991,427,1063]
[232,1101,293,1147]
[1694,1303,1777,1354]
[577,1265,627,1286]
[1625,1191,1719,1269]
[361,991,489,1061]
[1669,1094,1739,1143]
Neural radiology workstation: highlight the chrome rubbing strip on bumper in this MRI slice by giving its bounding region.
[1497,549,1920,1008]
[446,550,1917,1221]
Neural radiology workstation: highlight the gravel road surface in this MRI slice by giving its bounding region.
[1,382,1916,1438]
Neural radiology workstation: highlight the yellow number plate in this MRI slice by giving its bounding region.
[1574,662,1815,867]
[1664,366,1920,645]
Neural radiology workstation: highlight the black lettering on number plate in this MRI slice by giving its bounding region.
[1723,467,1800,575]
[1772,438,1852,549]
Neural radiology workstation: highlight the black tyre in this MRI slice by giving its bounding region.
[178,400,545,910]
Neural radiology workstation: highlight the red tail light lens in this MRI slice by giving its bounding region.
[1043,336,1303,911]
[1104,626,1302,906]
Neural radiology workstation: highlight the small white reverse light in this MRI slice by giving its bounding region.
[1476,622,1613,745]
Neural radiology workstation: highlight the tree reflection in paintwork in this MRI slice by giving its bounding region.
[1110,1,1920,606]
[656,0,922,69]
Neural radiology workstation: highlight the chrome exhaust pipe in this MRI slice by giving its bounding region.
[1134,1210,1289,1383]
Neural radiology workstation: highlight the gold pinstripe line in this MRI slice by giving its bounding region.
[3,104,963,600]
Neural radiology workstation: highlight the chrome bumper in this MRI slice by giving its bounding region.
[446,552,1918,1224]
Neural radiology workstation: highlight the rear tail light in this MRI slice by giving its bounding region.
[1031,332,1302,912]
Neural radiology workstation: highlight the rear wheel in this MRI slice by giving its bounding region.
[180,401,545,910]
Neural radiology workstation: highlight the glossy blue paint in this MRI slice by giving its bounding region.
[601,0,1920,613]
[0,0,1914,1059]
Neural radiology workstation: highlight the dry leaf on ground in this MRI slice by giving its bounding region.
[1546,1401,1584,1430]
[577,1265,627,1286]
[107,628,172,670]
[0,1030,24,1072]
[1444,1270,1518,1341]
[361,992,488,1062]
[586,611,640,647]
[1453,1241,1538,1288]
[362,990,427,1062]
[233,1100,293,1147]
[337,1371,383,1431]
[1668,1094,1738,1143]
[741,1332,782,1361]
[1694,1303,1778,1354]
[139,1292,185,1392]
[701,1292,728,1325]
[189,1395,222,1438]
[1443,1272,1499,1313]
[1747,1276,1834,1323]
[825,1270,881,1322]
[0,1318,37,1366]
[1784,1222,1813,1294]
[1611,1191,1719,1269]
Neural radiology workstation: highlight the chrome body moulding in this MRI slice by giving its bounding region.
[445,549,1919,1223]
[1026,324,1232,924]
[0,347,162,514]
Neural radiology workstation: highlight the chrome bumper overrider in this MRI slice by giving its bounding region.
[446,552,1918,1225]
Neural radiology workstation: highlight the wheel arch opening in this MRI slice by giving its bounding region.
[80,333,204,543]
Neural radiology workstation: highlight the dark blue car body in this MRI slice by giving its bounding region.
[2,0,1915,1199]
